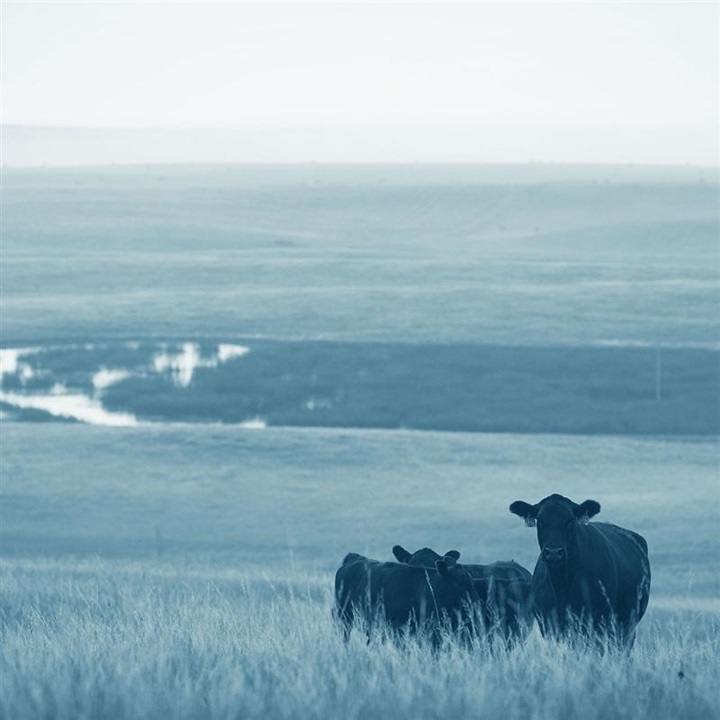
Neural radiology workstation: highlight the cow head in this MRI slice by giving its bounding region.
[434,555,481,601]
[393,544,461,566]
[509,494,601,568]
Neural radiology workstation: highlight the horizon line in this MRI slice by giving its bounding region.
[3,160,719,172]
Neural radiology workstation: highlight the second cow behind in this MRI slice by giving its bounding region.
[335,552,482,646]
[392,544,533,645]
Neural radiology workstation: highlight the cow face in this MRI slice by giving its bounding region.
[510,494,601,568]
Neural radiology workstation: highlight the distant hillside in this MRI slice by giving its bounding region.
[3,164,718,256]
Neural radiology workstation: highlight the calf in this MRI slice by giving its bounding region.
[334,552,481,644]
[392,544,533,644]
[510,493,651,647]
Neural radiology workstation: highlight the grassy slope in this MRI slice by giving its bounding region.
[1,556,718,720]
[2,426,717,599]
[2,426,717,719]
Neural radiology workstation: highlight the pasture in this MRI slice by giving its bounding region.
[1,556,718,720]
[3,165,718,718]
[1,424,718,718]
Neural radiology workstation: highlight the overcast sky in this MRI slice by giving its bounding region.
[2,2,718,164]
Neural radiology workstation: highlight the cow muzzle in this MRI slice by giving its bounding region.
[542,546,566,567]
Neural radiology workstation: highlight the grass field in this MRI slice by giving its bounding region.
[3,165,718,718]
[1,555,718,720]
[2,427,718,719]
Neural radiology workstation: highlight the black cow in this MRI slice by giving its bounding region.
[392,545,460,566]
[392,544,533,644]
[509,494,651,647]
[334,552,482,645]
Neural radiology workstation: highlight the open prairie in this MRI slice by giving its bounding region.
[2,555,717,720]
[1,425,719,719]
[2,165,718,718]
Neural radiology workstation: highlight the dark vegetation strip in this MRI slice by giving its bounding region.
[93,342,720,435]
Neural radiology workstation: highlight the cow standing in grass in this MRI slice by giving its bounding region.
[509,494,651,647]
[392,544,533,645]
[334,552,481,645]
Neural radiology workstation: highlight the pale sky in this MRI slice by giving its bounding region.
[2,1,718,164]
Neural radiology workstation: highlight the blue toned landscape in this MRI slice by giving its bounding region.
[1,164,719,718]
[3,165,719,434]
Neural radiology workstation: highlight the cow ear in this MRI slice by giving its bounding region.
[442,554,458,568]
[445,550,461,561]
[436,559,449,577]
[575,500,601,521]
[509,501,538,527]
[392,545,412,563]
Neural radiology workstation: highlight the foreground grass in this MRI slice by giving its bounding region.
[1,556,718,720]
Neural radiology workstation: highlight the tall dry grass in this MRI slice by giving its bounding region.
[1,555,717,720]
